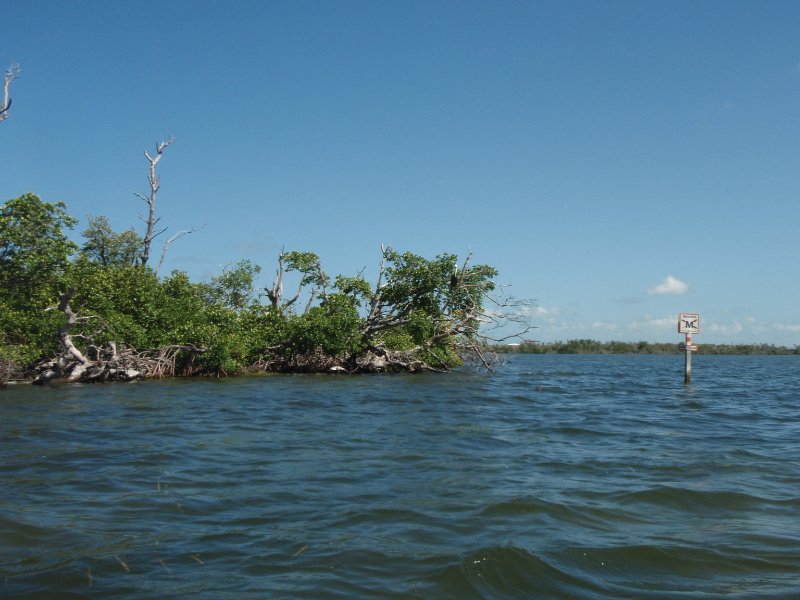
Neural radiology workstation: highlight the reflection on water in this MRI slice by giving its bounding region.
[1,355,799,598]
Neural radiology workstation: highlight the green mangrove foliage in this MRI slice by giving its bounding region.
[81,215,143,266]
[0,193,78,366]
[1,193,528,383]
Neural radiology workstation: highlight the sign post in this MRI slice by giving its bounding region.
[677,313,700,384]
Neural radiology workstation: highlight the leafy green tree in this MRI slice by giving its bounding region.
[81,215,143,266]
[349,247,510,369]
[0,193,77,298]
[204,259,261,310]
[333,273,372,307]
[365,248,497,344]
[0,193,78,363]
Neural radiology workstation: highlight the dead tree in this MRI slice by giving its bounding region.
[0,64,21,124]
[135,137,174,266]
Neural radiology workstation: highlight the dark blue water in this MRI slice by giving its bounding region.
[1,355,799,599]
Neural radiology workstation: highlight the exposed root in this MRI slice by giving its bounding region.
[31,342,208,384]
[28,289,207,384]
[0,355,24,386]
[349,345,449,373]
[246,344,450,375]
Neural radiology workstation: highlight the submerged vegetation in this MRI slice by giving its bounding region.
[0,193,530,384]
[497,339,800,355]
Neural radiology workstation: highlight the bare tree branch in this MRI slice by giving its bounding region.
[0,64,21,124]
[155,224,203,274]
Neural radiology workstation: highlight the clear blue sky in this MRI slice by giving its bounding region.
[4,1,799,345]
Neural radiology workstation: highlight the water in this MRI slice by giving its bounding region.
[1,354,798,599]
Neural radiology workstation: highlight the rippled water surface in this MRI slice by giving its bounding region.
[1,355,799,599]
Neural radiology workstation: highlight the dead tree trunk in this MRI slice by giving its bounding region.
[265,251,287,309]
[135,136,174,266]
[33,288,91,383]
[264,251,304,310]
[0,64,21,125]
[56,288,88,377]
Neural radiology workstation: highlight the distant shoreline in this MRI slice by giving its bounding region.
[495,340,799,355]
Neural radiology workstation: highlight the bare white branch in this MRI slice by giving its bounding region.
[1,63,21,124]
[155,224,202,274]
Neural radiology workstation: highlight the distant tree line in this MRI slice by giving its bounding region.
[496,339,799,355]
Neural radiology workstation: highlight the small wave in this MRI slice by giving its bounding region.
[557,543,800,598]
[480,496,648,532]
[550,426,613,437]
[609,486,774,514]
[426,545,604,600]
[517,370,584,378]
[331,506,430,529]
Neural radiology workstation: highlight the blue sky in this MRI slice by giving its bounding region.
[3,1,799,345]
